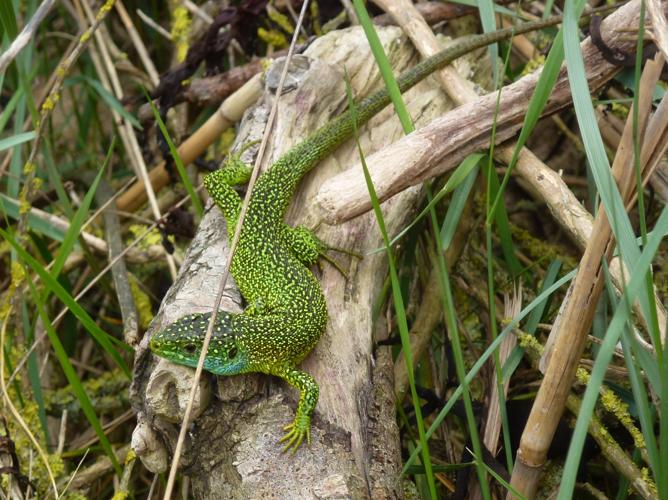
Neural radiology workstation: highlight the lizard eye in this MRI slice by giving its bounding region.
[184,343,196,354]
[228,347,238,359]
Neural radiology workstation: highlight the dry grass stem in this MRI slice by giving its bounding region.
[114,0,160,86]
[162,2,311,496]
[116,73,263,213]
[136,9,172,40]
[0,317,58,498]
[76,0,178,279]
[0,0,58,73]
[509,54,664,498]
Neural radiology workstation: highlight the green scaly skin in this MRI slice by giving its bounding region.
[149,15,578,452]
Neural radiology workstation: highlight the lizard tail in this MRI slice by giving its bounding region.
[255,9,610,220]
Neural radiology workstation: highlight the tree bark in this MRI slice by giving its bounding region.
[130,25,491,499]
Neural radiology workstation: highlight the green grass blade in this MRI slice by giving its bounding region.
[144,89,203,217]
[7,93,26,199]
[0,0,17,39]
[404,268,577,471]
[477,0,499,84]
[428,187,492,497]
[344,70,437,497]
[444,0,518,17]
[487,30,565,222]
[562,0,647,291]
[0,130,36,151]
[351,0,414,134]
[475,449,527,499]
[386,154,483,250]
[621,331,659,471]
[0,87,23,133]
[50,139,114,279]
[28,280,122,475]
[440,158,480,248]
[557,202,668,499]
[0,228,133,376]
[71,76,142,130]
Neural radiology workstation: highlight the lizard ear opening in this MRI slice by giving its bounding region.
[185,343,196,354]
[228,347,238,359]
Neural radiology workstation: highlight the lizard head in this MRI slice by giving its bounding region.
[149,312,250,376]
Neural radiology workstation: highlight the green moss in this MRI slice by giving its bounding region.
[521,54,545,77]
[127,224,162,248]
[510,224,578,271]
[44,369,129,416]
[3,399,66,495]
[600,386,646,450]
[641,467,658,497]
[267,4,293,35]
[97,0,116,19]
[258,27,288,48]
[131,278,153,330]
[310,0,322,36]
[171,5,191,63]
[41,93,60,112]
[516,330,544,356]
[610,101,629,120]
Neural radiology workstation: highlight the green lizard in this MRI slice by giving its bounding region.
[149,15,588,452]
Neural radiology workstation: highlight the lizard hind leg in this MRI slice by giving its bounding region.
[273,365,319,453]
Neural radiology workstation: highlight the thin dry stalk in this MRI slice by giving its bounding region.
[77,0,178,279]
[0,317,58,498]
[517,332,658,499]
[136,9,172,40]
[637,90,668,196]
[0,0,58,73]
[509,55,664,498]
[7,189,197,388]
[482,290,519,454]
[116,73,263,213]
[67,446,129,491]
[161,2,311,497]
[98,179,140,346]
[114,0,160,86]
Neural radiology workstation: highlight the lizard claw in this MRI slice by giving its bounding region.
[279,422,310,453]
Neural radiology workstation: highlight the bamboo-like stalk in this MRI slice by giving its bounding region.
[508,54,665,499]
[115,73,263,213]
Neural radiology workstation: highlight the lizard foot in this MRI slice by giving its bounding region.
[279,420,311,453]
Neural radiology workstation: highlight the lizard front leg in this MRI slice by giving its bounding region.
[280,225,325,267]
[281,225,358,277]
[273,365,319,452]
[203,156,252,236]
